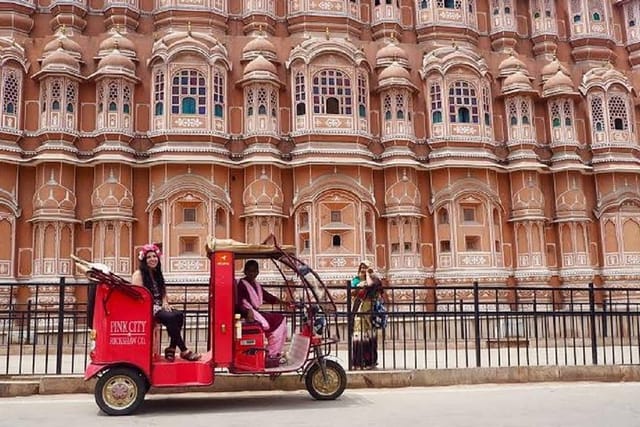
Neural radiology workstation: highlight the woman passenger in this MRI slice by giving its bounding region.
[131,243,201,362]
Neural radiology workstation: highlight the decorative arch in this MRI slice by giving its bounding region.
[431,178,505,214]
[149,31,231,70]
[420,46,490,79]
[0,188,20,217]
[286,37,369,69]
[292,174,377,214]
[147,174,231,212]
[594,190,640,218]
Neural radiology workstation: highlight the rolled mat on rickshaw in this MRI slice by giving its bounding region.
[205,237,296,255]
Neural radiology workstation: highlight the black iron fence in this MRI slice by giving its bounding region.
[2,279,640,375]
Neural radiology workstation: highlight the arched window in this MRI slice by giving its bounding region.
[295,72,306,116]
[312,69,352,115]
[213,69,225,118]
[590,96,604,133]
[257,88,267,115]
[608,95,628,131]
[2,70,19,117]
[383,94,392,121]
[171,69,206,115]
[444,0,455,8]
[430,82,442,123]
[438,208,449,224]
[358,73,368,118]
[154,71,164,117]
[483,87,492,126]
[449,81,479,123]
[123,86,131,115]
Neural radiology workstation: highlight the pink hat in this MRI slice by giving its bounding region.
[138,243,162,261]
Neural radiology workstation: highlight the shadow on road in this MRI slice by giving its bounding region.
[120,391,367,416]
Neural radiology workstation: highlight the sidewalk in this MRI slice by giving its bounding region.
[3,365,640,398]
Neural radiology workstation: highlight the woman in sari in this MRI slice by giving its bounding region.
[351,260,384,369]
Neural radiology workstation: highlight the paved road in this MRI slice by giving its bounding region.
[1,382,639,427]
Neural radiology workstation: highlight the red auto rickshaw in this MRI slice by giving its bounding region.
[75,236,346,415]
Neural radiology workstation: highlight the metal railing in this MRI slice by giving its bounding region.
[2,279,640,375]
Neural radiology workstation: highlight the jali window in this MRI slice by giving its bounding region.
[171,70,206,115]
[312,69,352,115]
[449,81,478,124]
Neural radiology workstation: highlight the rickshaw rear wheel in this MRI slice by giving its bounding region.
[305,359,347,400]
[94,367,147,416]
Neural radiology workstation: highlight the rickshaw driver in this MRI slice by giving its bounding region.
[236,260,287,367]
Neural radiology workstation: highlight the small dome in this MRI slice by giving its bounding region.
[502,69,534,94]
[498,52,527,78]
[541,57,569,80]
[376,41,409,68]
[242,177,284,216]
[44,36,82,58]
[92,179,133,215]
[242,35,277,59]
[97,50,136,73]
[543,70,574,95]
[33,181,77,212]
[244,55,277,76]
[379,62,411,81]
[99,33,136,56]
[41,48,79,71]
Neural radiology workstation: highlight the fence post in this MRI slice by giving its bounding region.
[588,282,598,365]
[473,281,481,367]
[56,277,65,374]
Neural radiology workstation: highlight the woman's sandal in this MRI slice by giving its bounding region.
[180,350,202,361]
[164,347,176,362]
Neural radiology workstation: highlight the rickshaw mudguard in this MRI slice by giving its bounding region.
[300,354,342,379]
[84,362,106,380]
[84,361,151,381]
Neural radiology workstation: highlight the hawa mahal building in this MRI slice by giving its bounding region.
[1,0,640,305]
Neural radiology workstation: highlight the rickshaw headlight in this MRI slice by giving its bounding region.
[89,329,96,351]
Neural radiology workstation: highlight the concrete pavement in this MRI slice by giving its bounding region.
[3,365,640,398]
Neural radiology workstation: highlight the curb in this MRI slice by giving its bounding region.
[2,365,640,398]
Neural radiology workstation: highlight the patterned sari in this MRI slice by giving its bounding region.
[236,278,286,358]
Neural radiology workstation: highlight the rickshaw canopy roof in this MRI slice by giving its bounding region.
[205,237,296,259]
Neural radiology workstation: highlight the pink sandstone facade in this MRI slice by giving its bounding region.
[0,0,639,306]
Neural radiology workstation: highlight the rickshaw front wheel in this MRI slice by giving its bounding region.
[305,359,347,400]
[94,367,147,416]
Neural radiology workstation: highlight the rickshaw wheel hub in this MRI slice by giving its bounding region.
[311,368,340,395]
[103,376,138,408]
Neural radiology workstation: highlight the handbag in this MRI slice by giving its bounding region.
[371,298,388,329]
